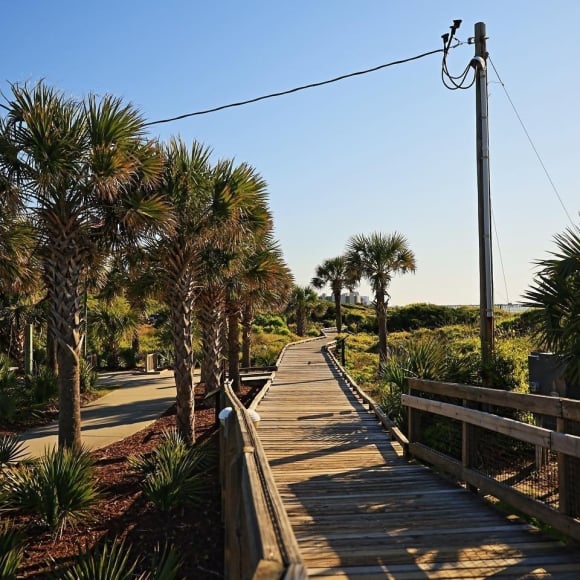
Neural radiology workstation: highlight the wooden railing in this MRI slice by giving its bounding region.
[403,378,580,542]
[220,380,307,580]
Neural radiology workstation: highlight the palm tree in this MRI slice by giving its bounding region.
[0,82,172,448]
[196,160,272,397]
[225,236,292,390]
[88,297,139,369]
[240,240,293,369]
[346,232,416,373]
[286,286,320,337]
[311,256,356,333]
[523,225,580,385]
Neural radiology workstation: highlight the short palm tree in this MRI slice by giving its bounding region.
[226,235,292,390]
[346,232,416,374]
[523,224,580,385]
[240,244,293,368]
[311,256,356,333]
[286,285,320,337]
[88,297,139,368]
[0,82,172,448]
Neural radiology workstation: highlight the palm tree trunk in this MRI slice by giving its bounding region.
[241,304,253,368]
[48,246,84,449]
[198,286,225,397]
[227,301,241,392]
[333,289,342,333]
[296,306,306,337]
[375,286,388,375]
[169,277,196,446]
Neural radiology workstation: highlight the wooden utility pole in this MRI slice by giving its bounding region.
[474,21,494,384]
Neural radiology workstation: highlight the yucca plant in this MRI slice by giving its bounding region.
[53,538,182,580]
[130,429,213,513]
[53,537,139,579]
[0,521,23,579]
[0,446,99,534]
[0,435,28,467]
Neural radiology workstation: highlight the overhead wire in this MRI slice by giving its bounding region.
[488,56,575,226]
[145,44,463,127]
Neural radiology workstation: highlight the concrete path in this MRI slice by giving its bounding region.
[19,370,177,457]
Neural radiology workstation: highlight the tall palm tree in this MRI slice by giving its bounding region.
[523,225,580,385]
[0,82,172,448]
[346,232,416,374]
[197,160,272,397]
[311,256,356,333]
[286,285,320,337]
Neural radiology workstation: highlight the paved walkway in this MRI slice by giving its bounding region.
[19,370,177,457]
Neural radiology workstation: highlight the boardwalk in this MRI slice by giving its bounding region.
[256,337,580,579]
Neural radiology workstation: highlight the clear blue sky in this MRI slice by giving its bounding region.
[2,1,578,305]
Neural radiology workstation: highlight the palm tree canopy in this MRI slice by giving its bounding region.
[311,256,356,295]
[346,232,416,302]
[523,225,580,384]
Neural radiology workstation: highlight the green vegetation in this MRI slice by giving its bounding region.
[53,537,182,580]
[0,446,99,534]
[0,522,23,580]
[129,429,213,513]
[342,307,536,434]
[523,224,580,385]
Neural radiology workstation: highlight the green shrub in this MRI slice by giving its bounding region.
[0,446,99,534]
[306,328,320,337]
[130,430,213,513]
[0,435,28,466]
[25,365,58,404]
[0,392,17,423]
[0,522,23,580]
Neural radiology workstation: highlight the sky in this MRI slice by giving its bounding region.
[1,1,578,305]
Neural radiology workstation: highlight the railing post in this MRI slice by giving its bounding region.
[408,383,421,455]
[462,399,478,493]
[557,414,580,518]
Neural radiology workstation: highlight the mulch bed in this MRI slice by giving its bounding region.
[6,383,261,579]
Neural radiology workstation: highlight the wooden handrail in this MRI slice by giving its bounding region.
[324,342,409,453]
[404,378,580,542]
[221,380,307,579]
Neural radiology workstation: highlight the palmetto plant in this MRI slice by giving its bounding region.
[129,429,213,513]
[311,255,356,333]
[0,82,173,449]
[286,285,320,337]
[0,445,99,534]
[523,225,580,385]
[346,232,416,374]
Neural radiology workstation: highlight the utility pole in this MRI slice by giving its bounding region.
[473,22,495,384]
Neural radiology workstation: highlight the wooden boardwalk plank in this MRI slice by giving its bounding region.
[256,336,580,578]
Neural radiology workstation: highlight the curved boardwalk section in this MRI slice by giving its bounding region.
[256,336,580,578]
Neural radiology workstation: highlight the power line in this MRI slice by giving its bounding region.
[488,56,575,226]
[145,45,462,127]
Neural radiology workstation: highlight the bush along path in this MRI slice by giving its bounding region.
[0,382,236,579]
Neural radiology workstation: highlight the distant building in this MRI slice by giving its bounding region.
[319,292,370,306]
